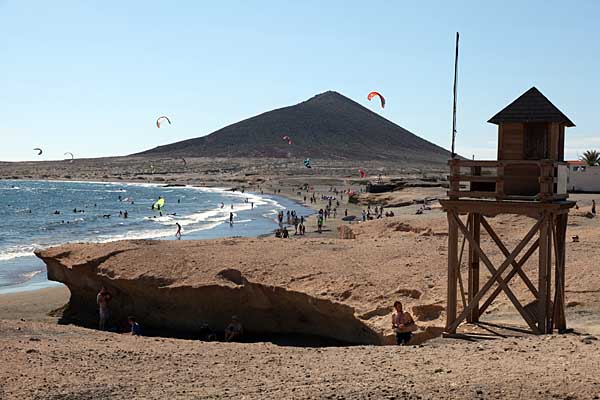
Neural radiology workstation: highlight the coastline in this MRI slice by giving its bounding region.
[0,180,316,295]
[0,178,356,322]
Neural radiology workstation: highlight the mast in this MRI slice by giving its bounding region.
[451,32,459,158]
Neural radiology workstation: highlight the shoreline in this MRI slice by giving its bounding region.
[0,178,354,322]
[0,180,318,295]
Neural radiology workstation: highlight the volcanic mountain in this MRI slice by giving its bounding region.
[138,91,450,164]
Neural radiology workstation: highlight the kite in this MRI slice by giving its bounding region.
[33,148,43,155]
[282,135,292,145]
[152,197,165,210]
[64,152,74,162]
[367,91,385,108]
[303,158,312,168]
[156,116,171,128]
[358,169,366,178]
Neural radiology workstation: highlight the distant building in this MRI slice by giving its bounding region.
[567,160,600,192]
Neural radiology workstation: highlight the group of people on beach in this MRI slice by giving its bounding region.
[275,209,306,237]
[97,286,415,345]
[96,287,244,341]
[97,287,141,336]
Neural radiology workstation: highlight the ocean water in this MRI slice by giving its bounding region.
[0,180,313,293]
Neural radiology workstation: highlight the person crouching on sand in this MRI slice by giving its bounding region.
[128,316,142,336]
[392,301,416,345]
[225,315,243,342]
[97,287,112,331]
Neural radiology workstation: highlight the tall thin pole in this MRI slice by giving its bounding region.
[451,32,459,158]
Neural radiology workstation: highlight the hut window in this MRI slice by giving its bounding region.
[523,123,548,160]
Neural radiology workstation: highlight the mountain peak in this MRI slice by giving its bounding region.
[305,90,351,104]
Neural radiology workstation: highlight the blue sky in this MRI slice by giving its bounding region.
[1,1,599,161]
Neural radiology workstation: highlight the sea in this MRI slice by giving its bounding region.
[0,180,313,294]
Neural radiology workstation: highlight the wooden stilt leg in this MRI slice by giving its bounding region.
[538,213,551,334]
[553,213,568,332]
[467,213,481,323]
[446,210,459,333]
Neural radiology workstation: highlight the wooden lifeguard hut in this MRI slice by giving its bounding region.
[441,87,575,336]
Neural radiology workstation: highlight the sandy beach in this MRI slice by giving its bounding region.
[0,166,599,398]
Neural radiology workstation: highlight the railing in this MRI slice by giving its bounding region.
[448,159,568,202]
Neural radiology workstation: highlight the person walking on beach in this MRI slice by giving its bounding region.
[592,199,596,215]
[97,287,112,331]
[175,222,182,240]
[317,214,323,233]
[392,301,416,345]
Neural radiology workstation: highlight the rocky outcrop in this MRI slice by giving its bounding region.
[36,241,382,345]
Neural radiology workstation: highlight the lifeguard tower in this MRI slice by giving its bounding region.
[441,87,575,335]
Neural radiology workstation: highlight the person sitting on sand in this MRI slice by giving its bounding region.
[225,316,243,342]
[128,316,142,336]
[97,287,112,331]
[392,301,416,346]
[282,226,289,238]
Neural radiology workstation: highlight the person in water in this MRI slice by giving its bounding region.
[175,222,182,239]
[225,316,243,342]
[97,287,112,331]
[391,301,416,345]
[229,212,234,225]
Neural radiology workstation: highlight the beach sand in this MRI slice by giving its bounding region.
[0,286,69,322]
[1,162,599,399]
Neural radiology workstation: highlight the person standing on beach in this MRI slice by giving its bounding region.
[97,287,112,331]
[592,199,596,215]
[317,214,323,233]
[175,222,182,239]
[392,301,416,345]
[230,212,234,225]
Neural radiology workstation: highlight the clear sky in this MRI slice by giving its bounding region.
[1,0,599,161]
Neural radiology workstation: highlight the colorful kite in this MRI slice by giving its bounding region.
[367,91,385,108]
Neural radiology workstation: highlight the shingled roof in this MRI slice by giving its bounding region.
[488,87,575,127]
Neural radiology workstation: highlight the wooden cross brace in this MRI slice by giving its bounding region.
[446,211,544,334]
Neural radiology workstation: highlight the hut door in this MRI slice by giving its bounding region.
[524,123,548,160]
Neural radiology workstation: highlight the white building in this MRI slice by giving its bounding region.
[567,161,600,192]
